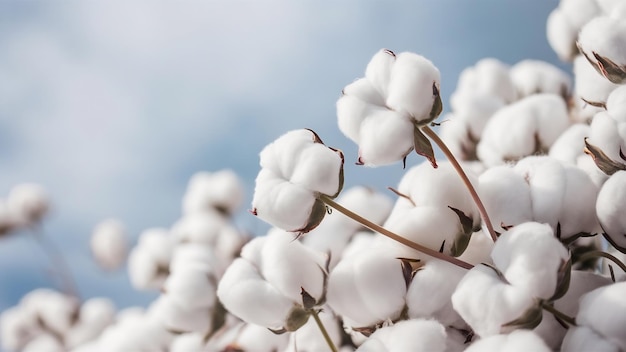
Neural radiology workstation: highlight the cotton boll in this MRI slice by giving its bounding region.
[170,333,207,352]
[163,265,217,311]
[451,58,516,110]
[562,326,620,352]
[386,52,441,124]
[597,171,626,252]
[182,169,244,216]
[465,329,551,352]
[90,219,128,270]
[218,323,289,352]
[549,124,591,164]
[356,319,447,352]
[456,230,494,265]
[285,309,342,352]
[150,295,212,334]
[578,16,626,84]
[606,85,626,122]
[6,183,49,225]
[327,247,406,328]
[356,109,414,166]
[98,312,172,352]
[289,142,344,195]
[491,222,569,300]
[217,258,294,329]
[576,282,626,350]
[337,78,385,143]
[65,298,116,349]
[365,48,395,98]
[0,306,40,351]
[559,164,600,236]
[479,166,533,233]
[546,0,601,61]
[169,243,218,276]
[406,260,467,327]
[588,111,626,166]
[127,228,173,290]
[510,60,572,99]
[452,264,536,337]
[20,289,79,336]
[573,55,619,113]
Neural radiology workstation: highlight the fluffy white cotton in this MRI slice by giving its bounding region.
[65,298,116,349]
[491,222,569,299]
[477,94,570,166]
[90,219,128,270]
[182,169,244,216]
[150,295,212,333]
[6,183,49,225]
[170,333,206,352]
[97,309,172,351]
[546,0,601,61]
[252,129,343,233]
[356,319,447,352]
[549,124,591,164]
[0,306,40,351]
[327,247,406,328]
[22,334,63,352]
[285,309,342,352]
[20,289,79,336]
[597,171,626,252]
[127,228,173,290]
[337,49,442,166]
[451,264,536,337]
[510,60,571,98]
[607,85,626,122]
[211,322,289,352]
[406,260,467,327]
[573,57,619,123]
[163,265,217,311]
[451,58,516,111]
[576,282,626,350]
[217,229,326,331]
[578,16,626,83]
[587,111,626,168]
[562,326,620,352]
[465,329,551,352]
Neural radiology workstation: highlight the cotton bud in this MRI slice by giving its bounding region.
[406,260,467,327]
[182,169,244,216]
[355,319,447,352]
[510,60,571,99]
[285,309,342,352]
[337,49,442,166]
[450,58,516,110]
[6,183,49,226]
[327,247,406,329]
[573,282,626,350]
[546,0,601,61]
[465,329,551,352]
[597,171,626,252]
[477,94,570,166]
[90,219,128,270]
[585,112,626,175]
[217,229,326,332]
[251,129,344,233]
[578,16,626,84]
[382,161,480,258]
[127,228,173,290]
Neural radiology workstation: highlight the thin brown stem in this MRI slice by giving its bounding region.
[319,195,474,270]
[310,309,338,352]
[422,125,498,243]
[30,227,80,299]
[578,250,626,274]
[541,302,577,327]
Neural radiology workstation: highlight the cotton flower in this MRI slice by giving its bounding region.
[597,171,626,252]
[337,49,442,166]
[326,246,406,329]
[546,0,601,61]
[578,16,626,84]
[90,219,128,270]
[355,319,447,352]
[182,169,244,216]
[477,94,570,167]
[6,183,49,226]
[510,60,572,99]
[127,228,173,290]
[464,329,551,352]
[251,129,344,234]
[217,228,326,332]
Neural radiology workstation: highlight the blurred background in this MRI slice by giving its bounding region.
[0,1,563,313]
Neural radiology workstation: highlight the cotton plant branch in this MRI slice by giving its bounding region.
[311,309,338,352]
[30,227,80,299]
[422,125,498,243]
[578,250,626,274]
[319,194,474,270]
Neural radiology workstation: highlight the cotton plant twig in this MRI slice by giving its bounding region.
[578,250,626,274]
[319,195,474,270]
[422,125,499,243]
[541,302,577,327]
[310,309,338,352]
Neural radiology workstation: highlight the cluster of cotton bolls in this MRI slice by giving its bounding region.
[0,183,50,237]
[4,0,626,351]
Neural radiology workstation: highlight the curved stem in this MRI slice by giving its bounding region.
[422,126,498,243]
[541,302,577,327]
[310,309,338,352]
[578,250,626,273]
[30,227,80,299]
[320,195,473,270]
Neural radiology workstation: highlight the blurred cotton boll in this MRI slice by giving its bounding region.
[182,169,244,216]
[127,228,173,290]
[355,319,447,352]
[6,183,50,227]
[90,219,128,271]
[597,171,626,252]
[464,329,551,352]
[546,0,601,62]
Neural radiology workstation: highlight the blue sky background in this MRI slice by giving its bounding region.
[0,1,564,315]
